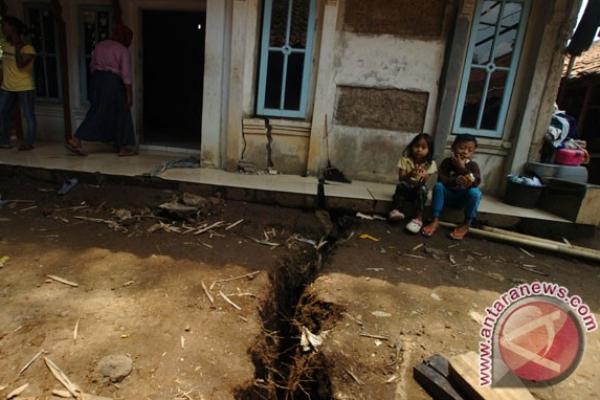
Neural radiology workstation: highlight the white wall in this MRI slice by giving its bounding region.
[328,33,447,183]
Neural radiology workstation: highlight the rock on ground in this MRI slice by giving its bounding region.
[96,355,133,383]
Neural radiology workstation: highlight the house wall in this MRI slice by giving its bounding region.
[6,0,216,155]
[436,0,581,194]
[224,0,454,181]
[7,0,582,195]
[318,0,456,183]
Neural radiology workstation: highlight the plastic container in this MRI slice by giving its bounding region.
[525,161,558,179]
[539,179,587,221]
[504,179,544,209]
[526,161,588,184]
[554,148,587,166]
[555,165,589,183]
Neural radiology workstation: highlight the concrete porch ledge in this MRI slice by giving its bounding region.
[0,142,572,228]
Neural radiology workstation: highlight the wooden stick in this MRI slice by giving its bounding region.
[4,199,35,204]
[439,222,600,263]
[201,280,214,305]
[213,271,261,284]
[194,221,224,236]
[44,357,79,397]
[47,275,79,287]
[404,254,425,259]
[225,219,244,231]
[520,264,549,276]
[74,216,110,224]
[345,368,363,385]
[6,383,29,399]
[219,291,242,311]
[481,226,561,246]
[73,319,80,342]
[359,333,390,340]
[519,248,535,258]
[18,350,44,376]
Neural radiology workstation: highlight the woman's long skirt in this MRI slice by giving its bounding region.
[75,71,135,148]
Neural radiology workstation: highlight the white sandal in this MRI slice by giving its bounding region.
[405,218,423,234]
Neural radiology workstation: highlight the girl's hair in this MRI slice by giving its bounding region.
[403,133,434,163]
[2,16,30,36]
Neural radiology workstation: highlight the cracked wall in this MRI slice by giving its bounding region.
[328,0,453,183]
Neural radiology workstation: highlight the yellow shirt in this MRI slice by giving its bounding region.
[397,156,438,183]
[1,43,36,92]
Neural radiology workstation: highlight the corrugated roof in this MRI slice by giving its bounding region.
[566,41,600,79]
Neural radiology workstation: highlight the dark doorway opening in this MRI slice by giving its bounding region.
[142,10,205,148]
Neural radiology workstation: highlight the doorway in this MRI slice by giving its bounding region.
[142,9,205,148]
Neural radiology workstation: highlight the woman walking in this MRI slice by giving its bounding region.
[66,25,136,156]
[0,16,37,151]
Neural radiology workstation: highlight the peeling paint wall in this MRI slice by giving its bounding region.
[328,0,452,183]
[343,0,447,38]
[335,86,428,132]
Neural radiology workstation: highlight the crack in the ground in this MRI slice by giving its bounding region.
[235,212,345,400]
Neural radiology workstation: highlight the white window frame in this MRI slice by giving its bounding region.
[256,0,317,119]
[453,0,531,138]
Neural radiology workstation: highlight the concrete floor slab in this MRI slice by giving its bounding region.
[0,142,571,224]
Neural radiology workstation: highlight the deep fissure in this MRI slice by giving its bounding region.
[235,212,345,400]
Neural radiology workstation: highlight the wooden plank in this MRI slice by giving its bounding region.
[577,186,600,226]
[413,355,465,400]
[449,352,534,400]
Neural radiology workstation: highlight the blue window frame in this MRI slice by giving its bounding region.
[454,0,531,138]
[256,0,317,119]
[79,6,112,104]
[24,3,62,101]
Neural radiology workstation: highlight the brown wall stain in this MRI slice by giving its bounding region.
[335,86,429,132]
[343,0,447,38]
[332,132,408,183]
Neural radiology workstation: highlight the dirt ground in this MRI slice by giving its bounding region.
[312,220,600,400]
[1,173,599,400]
[0,175,323,399]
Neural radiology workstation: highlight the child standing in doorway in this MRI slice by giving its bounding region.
[422,134,482,240]
[389,133,437,234]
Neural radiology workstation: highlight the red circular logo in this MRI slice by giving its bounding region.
[498,299,583,382]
